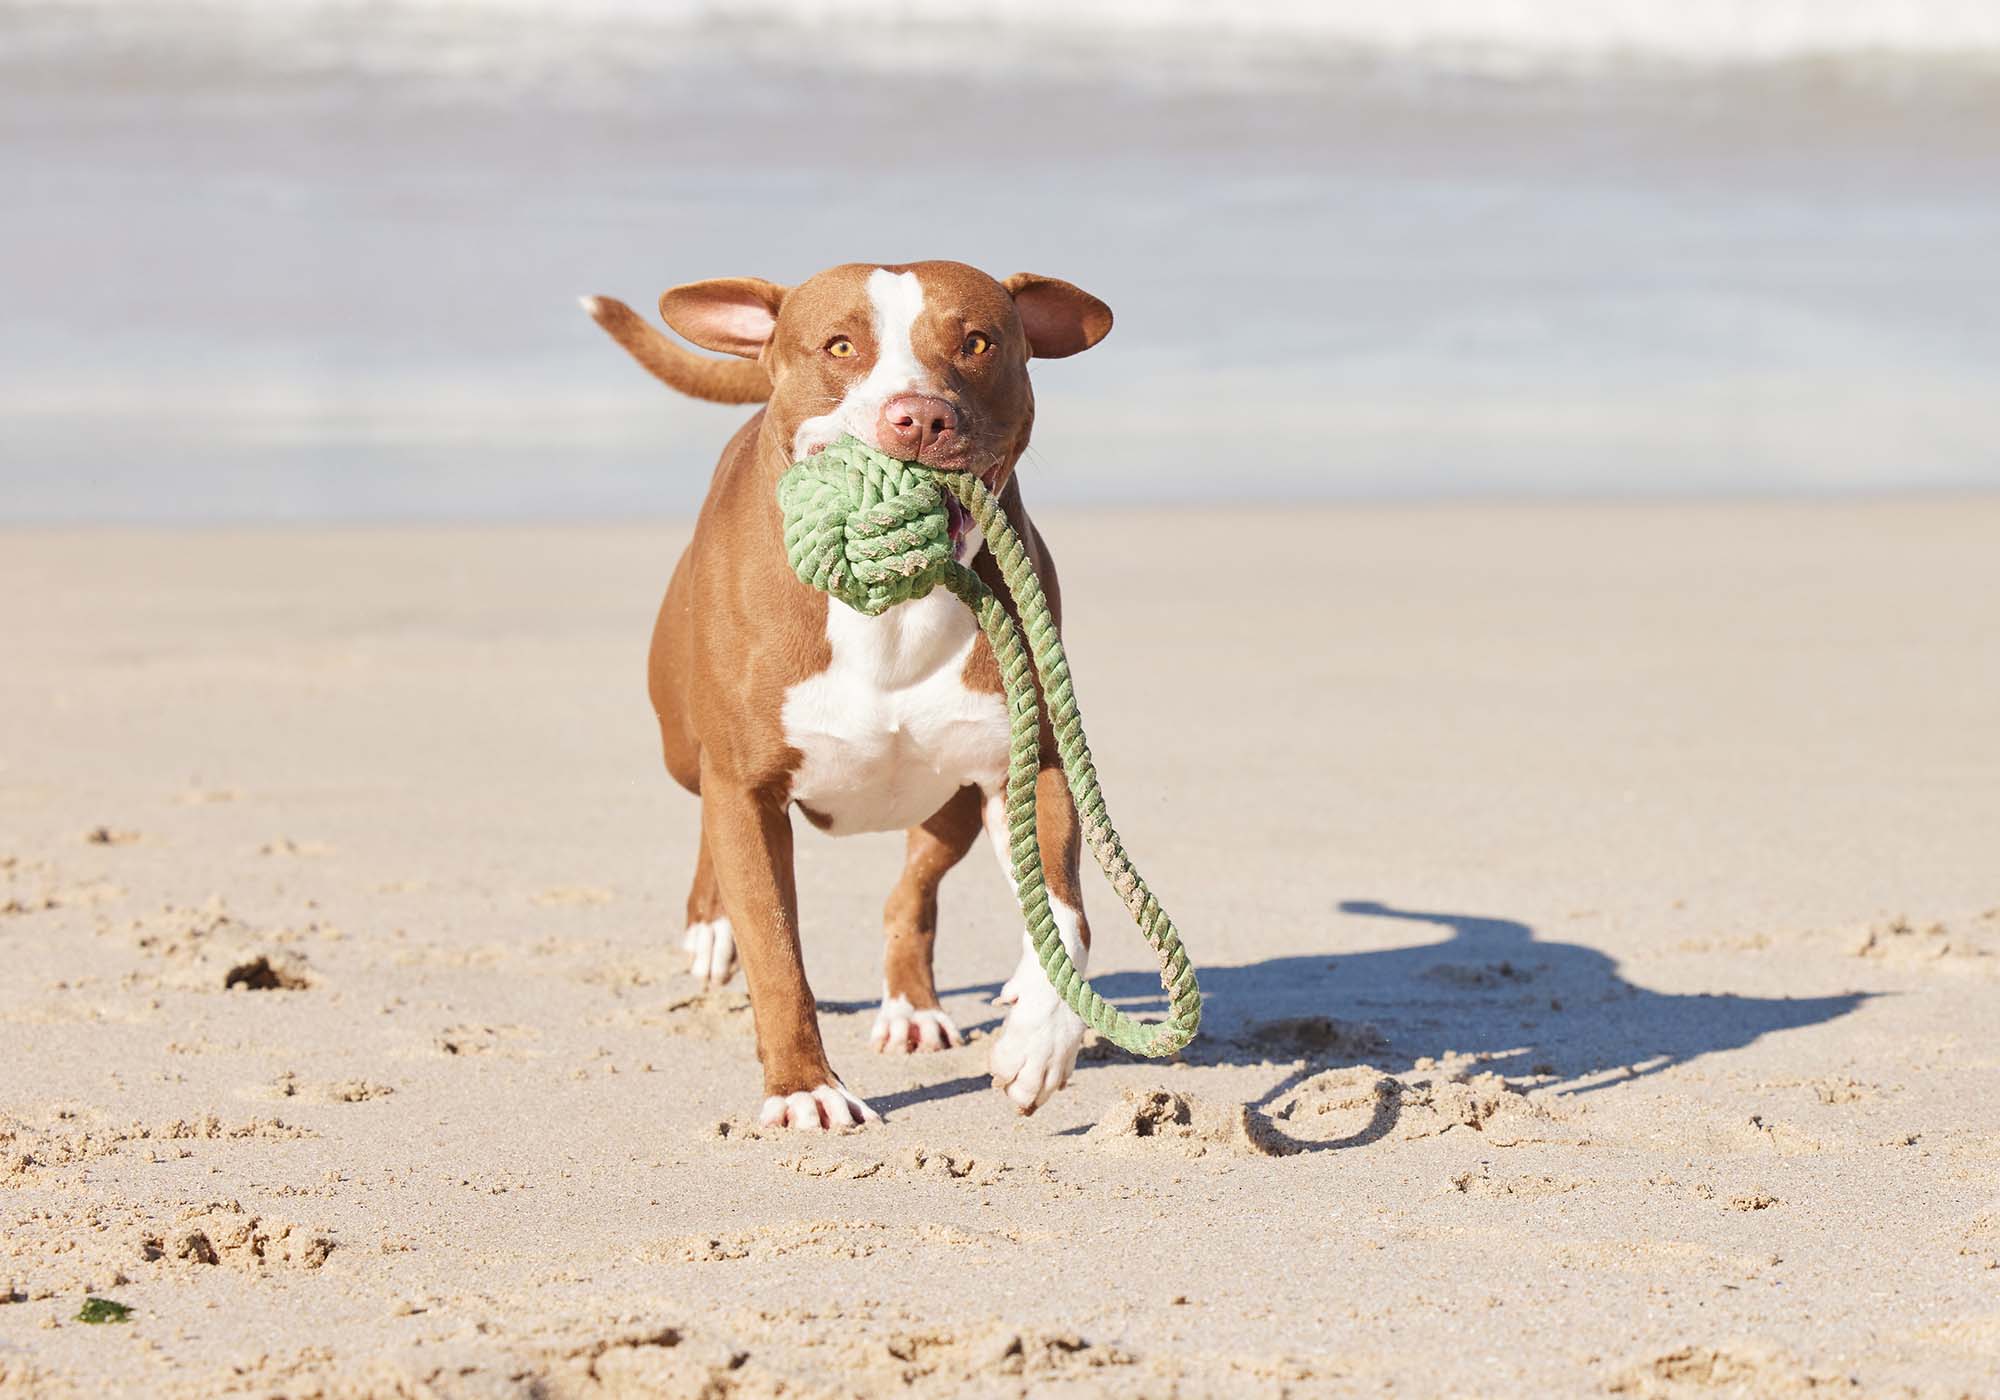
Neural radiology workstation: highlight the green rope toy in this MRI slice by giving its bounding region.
[777,436,1202,1057]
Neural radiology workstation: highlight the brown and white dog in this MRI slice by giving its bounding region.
[582,262,1114,1130]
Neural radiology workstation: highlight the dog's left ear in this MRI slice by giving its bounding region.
[1003,274,1113,359]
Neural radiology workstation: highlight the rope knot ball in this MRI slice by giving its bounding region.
[776,438,954,616]
[777,436,1202,1058]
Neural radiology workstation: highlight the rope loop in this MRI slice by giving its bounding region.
[778,437,1202,1058]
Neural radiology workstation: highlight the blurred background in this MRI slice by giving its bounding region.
[4,0,1997,522]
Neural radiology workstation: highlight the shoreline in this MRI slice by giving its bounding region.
[7,487,2000,533]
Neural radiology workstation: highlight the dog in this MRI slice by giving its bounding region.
[583,261,1113,1129]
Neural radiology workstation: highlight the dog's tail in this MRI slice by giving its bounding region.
[579,296,771,405]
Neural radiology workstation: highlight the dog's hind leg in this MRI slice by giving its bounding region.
[871,784,984,1054]
[681,823,738,989]
[650,551,735,987]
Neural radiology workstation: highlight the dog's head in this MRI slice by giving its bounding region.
[658,261,1111,492]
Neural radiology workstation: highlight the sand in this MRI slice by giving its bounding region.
[3,501,1997,1398]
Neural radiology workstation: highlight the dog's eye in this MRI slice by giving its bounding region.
[962,332,993,356]
[826,337,856,358]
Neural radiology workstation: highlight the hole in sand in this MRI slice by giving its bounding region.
[223,956,309,991]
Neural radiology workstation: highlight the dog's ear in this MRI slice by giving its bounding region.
[1003,274,1113,359]
[659,277,788,359]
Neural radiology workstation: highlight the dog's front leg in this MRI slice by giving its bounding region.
[700,771,876,1129]
[985,765,1092,1114]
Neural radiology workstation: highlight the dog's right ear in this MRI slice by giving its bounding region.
[658,278,788,359]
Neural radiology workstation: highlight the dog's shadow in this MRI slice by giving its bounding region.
[866,897,1871,1134]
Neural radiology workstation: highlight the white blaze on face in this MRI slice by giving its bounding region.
[793,267,928,459]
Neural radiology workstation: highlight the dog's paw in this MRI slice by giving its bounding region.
[870,995,963,1054]
[758,1081,878,1130]
[991,942,1041,1007]
[683,917,738,988]
[989,997,1085,1115]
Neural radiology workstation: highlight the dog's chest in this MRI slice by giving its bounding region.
[781,590,1010,836]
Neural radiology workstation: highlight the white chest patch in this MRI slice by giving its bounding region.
[782,589,1010,836]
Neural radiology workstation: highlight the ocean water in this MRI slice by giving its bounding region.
[3,0,1998,521]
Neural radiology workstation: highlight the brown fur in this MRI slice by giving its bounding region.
[592,261,1111,1116]
[582,296,771,404]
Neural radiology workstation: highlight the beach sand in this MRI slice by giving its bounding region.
[3,501,1997,1397]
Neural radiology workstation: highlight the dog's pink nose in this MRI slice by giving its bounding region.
[876,394,957,459]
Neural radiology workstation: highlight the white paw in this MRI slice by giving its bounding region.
[992,941,1040,1007]
[758,1081,878,1130]
[683,917,737,988]
[988,997,1086,1115]
[870,995,963,1054]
